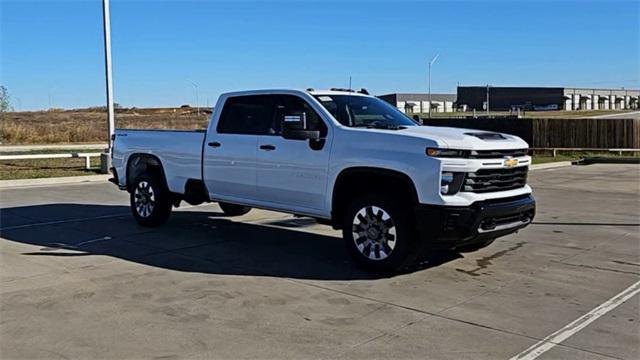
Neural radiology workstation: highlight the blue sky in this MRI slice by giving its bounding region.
[1,0,638,110]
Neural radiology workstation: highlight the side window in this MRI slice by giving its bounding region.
[217,95,273,135]
[270,95,328,137]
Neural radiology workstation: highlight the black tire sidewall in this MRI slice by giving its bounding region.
[343,194,419,273]
[130,173,172,227]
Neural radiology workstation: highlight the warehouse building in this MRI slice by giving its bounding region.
[378,93,457,114]
[457,86,640,111]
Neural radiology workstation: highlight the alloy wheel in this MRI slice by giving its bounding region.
[351,206,397,260]
[134,181,155,218]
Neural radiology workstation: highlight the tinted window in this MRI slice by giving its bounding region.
[313,95,417,128]
[270,95,328,137]
[217,95,273,135]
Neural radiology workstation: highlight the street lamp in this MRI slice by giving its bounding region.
[486,84,490,115]
[101,0,115,174]
[428,54,439,119]
[188,80,199,116]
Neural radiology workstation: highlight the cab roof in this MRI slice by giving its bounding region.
[220,88,372,98]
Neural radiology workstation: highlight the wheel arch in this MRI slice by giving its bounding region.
[125,153,168,192]
[330,167,419,229]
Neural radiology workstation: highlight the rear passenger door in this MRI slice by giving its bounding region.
[203,95,273,202]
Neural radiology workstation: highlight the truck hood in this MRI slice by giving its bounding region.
[398,125,529,150]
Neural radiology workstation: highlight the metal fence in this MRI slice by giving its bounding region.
[0,153,101,170]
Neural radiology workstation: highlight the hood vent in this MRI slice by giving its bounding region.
[464,132,507,140]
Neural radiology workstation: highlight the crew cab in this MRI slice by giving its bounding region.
[111,89,535,272]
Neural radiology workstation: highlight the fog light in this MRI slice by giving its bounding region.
[441,172,454,195]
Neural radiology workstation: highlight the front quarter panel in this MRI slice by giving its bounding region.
[327,127,442,211]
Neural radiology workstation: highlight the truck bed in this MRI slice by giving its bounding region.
[112,129,205,193]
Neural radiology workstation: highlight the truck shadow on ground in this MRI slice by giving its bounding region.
[0,204,462,280]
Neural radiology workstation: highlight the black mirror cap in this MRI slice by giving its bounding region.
[282,129,321,141]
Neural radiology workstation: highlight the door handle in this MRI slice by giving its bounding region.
[208,141,221,148]
[259,144,276,151]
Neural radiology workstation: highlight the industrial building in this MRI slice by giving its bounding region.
[378,93,457,114]
[457,86,640,111]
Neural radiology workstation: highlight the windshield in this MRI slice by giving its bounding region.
[313,95,418,128]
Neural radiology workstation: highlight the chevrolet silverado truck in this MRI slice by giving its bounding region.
[110,89,535,272]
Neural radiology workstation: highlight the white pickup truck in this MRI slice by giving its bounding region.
[111,88,535,272]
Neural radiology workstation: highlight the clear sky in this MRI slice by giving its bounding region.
[1,0,638,110]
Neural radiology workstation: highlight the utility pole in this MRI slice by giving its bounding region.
[486,84,490,115]
[428,54,439,119]
[101,0,115,174]
[189,80,199,116]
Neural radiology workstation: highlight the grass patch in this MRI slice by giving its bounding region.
[532,151,640,164]
[0,157,103,180]
[532,154,581,164]
[1,108,209,144]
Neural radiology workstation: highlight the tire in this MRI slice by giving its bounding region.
[219,202,251,216]
[130,173,172,227]
[343,194,422,273]
[456,238,496,253]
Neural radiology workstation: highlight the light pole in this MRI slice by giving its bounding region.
[101,0,115,174]
[189,80,199,116]
[48,87,54,109]
[486,84,490,115]
[428,54,439,119]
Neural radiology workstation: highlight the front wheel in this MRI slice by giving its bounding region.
[130,173,172,227]
[343,195,421,273]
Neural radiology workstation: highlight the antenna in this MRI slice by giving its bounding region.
[349,76,352,91]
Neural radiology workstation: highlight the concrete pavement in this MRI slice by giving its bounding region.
[1,164,639,359]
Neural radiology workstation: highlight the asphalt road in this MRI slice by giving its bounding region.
[1,164,639,359]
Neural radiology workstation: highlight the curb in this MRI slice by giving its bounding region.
[580,157,640,165]
[529,161,574,170]
[0,175,111,189]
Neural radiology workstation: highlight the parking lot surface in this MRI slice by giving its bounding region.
[1,164,639,359]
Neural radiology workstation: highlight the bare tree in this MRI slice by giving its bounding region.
[0,86,13,112]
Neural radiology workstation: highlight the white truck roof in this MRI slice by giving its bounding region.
[221,88,371,98]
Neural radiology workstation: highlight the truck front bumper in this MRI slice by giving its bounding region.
[415,194,535,250]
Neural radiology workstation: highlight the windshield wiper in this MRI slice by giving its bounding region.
[352,124,407,130]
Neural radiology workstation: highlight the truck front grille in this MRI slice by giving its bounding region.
[468,149,528,159]
[463,167,528,193]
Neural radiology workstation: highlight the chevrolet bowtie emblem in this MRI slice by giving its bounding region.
[504,158,519,168]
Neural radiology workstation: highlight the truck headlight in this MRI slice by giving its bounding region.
[440,172,465,195]
[427,148,468,158]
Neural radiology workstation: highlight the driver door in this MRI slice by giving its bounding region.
[255,95,331,213]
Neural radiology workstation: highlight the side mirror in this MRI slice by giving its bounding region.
[281,111,320,140]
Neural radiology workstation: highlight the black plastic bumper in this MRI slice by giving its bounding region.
[415,194,535,250]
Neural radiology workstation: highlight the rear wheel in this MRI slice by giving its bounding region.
[130,173,172,227]
[343,194,421,273]
[219,202,251,216]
